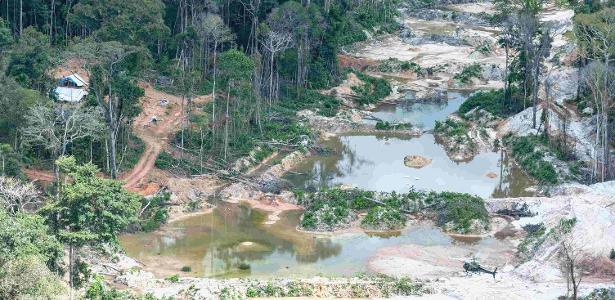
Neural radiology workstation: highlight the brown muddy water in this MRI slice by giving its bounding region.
[120,90,531,279]
[120,203,514,279]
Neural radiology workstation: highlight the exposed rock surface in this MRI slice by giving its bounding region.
[404,155,433,168]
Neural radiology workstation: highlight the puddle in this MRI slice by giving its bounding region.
[284,133,533,198]
[120,203,513,279]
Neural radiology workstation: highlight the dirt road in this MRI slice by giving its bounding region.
[120,82,211,193]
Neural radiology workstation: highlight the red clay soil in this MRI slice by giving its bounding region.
[23,168,55,184]
[338,54,376,71]
[120,82,211,194]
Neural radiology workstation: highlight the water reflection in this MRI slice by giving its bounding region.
[120,203,516,279]
[285,134,533,198]
[366,91,470,130]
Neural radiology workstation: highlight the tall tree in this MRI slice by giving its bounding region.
[41,156,141,293]
[196,14,233,148]
[217,49,255,160]
[21,104,104,182]
[575,8,614,181]
[82,42,145,178]
[6,27,53,91]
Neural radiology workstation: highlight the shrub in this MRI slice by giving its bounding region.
[458,89,524,118]
[506,135,559,184]
[297,187,375,231]
[427,192,489,234]
[165,274,179,282]
[453,63,482,84]
[351,71,392,105]
[180,266,191,272]
[154,151,174,169]
[361,206,406,230]
[581,288,615,300]
[136,192,170,232]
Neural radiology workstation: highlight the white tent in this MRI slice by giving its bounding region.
[54,87,88,103]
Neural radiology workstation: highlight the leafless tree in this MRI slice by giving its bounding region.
[196,14,233,148]
[582,62,614,182]
[575,10,614,181]
[21,105,104,181]
[0,177,40,215]
[558,236,586,300]
[259,30,293,105]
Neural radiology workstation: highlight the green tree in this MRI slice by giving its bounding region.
[68,0,170,54]
[0,18,13,55]
[6,27,54,91]
[0,76,44,146]
[41,156,141,290]
[218,49,256,160]
[0,144,22,178]
[0,209,64,299]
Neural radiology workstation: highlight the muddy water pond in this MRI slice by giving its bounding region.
[120,203,513,279]
[284,134,534,198]
[365,91,469,130]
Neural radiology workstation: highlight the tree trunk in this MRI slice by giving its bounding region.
[224,81,231,160]
[109,128,118,178]
[19,0,22,35]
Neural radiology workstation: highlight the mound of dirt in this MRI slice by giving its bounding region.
[404,155,432,168]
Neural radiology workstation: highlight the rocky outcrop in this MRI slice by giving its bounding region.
[486,183,615,281]
[404,155,432,168]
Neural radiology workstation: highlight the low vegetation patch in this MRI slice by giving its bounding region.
[505,134,559,184]
[372,58,424,75]
[434,119,477,156]
[244,275,425,298]
[453,63,483,84]
[297,187,489,234]
[361,206,406,231]
[296,188,375,231]
[426,192,489,234]
[517,223,547,261]
[278,88,340,117]
[581,287,615,300]
[458,89,524,118]
[351,71,392,105]
[375,121,413,130]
